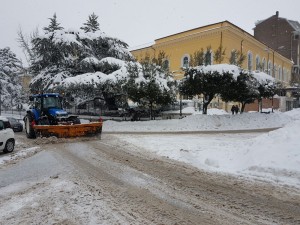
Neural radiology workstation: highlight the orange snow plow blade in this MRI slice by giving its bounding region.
[33,122,103,138]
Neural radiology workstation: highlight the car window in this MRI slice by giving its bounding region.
[0,121,4,130]
[8,117,18,124]
[4,121,11,129]
[9,118,17,122]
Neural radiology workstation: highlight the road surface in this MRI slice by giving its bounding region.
[0,132,299,224]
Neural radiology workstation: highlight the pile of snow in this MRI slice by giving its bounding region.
[163,107,228,115]
[106,109,300,187]
[103,111,292,132]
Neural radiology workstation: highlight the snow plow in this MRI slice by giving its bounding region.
[24,93,103,139]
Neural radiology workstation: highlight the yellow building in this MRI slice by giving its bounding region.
[131,21,293,86]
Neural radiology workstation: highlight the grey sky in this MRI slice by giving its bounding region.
[1,0,299,64]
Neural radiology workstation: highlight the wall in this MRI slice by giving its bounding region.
[244,98,280,112]
[131,21,293,85]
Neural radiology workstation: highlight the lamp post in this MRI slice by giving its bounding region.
[0,81,1,115]
[179,94,182,117]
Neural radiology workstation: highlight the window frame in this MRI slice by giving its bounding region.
[247,51,253,72]
[182,54,190,68]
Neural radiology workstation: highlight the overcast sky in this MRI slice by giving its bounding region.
[1,0,299,65]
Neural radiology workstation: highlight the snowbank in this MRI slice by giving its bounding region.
[103,111,293,132]
[107,109,300,187]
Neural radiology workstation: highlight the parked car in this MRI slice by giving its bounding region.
[7,117,23,132]
[0,116,15,153]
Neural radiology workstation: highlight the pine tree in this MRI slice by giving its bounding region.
[27,13,134,109]
[80,13,100,33]
[43,13,63,33]
[0,47,24,109]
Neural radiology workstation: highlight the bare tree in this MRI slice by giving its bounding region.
[17,26,39,65]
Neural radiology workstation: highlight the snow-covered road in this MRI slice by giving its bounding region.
[0,133,300,225]
[0,109,300,224]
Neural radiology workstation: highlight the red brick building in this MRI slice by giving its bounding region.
[254,11,300,83]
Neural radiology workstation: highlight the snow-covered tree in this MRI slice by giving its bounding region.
[179,66,235,114]
[27,13,133,107]
[80,13,100,33]
[124,58,176,119]
[0,47,24,110]
[43,13,63,33]
[221,71,259,113]
[180,64,278,114]
[254,72,278,100]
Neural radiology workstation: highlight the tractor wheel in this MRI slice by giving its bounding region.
[73,118,81,124]
[25,114,36,139]
[71,117,81,124]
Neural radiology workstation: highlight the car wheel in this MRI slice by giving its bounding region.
[25,114,36,139]
[3,139,15,153]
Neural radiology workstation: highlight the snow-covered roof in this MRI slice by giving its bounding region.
[0,116,9,121]
[288,20,300,32]
[129,42,155,51]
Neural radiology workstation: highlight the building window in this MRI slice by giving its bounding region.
[247,51,253,71]
[255,55,260,71]
[268,61,272,75]
[274,65,277,79]
[283,68,287,82]
[230,50,237,65]
[204,50,212,65]
[182,55,189,68]
[278,66,282,81]
[262,58,266,72]
[162,60,169,70]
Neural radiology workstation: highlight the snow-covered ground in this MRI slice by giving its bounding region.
[103,108,300,187]
[1,108,300,188]
[103,108,293,132]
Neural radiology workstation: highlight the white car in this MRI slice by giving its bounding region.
[0,116,15,153]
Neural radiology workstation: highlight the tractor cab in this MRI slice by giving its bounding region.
[29,93,68,120]
[30,93,63,110]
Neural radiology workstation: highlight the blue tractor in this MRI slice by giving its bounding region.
[24,93,80,138]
